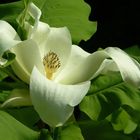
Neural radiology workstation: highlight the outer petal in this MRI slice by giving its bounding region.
[105,47,140,87]
[43,27,72,78]
[11,40,44,83]
[59,46,140,88]
[30,67,90,127]
[58,47,109,84]
[0,20,20,57]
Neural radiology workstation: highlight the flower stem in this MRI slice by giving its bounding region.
[52,127,60,140]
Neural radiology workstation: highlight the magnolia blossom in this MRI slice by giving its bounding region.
[0,3,140,127]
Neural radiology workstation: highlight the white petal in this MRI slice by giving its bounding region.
[1,89,32,108]
[55,45,90,82]
[44,27,72,78]
[0,20,20,57]
[30,67,90,127]
[90,59,118,79]
[28,22,50,56]
[105,47,140,87]
[11,39,44,83]
[58,49,109,84]
[28,2,41,21]
[27,2,41,37]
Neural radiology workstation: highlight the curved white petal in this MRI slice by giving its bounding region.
[55,45,90,82]
[28,2,41,21]
[43,27,72,78]
[105,47,140,87]
[0,20,20,57]
[11,39,44,83]
[27,2,41,37]
[58,49,109,84]
[1,89,32,108]
[87,58,119,81]
[28,22,50,55]
[57,46,140,87]
[30,67,90,127]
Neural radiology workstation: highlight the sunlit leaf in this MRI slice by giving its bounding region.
[59,124,84,140]
[79,71,140,133]
[0,110,39,140]
[33,0,97,43]
[0,0,96,43]
[5,107,40,129]
[108,108,137,134]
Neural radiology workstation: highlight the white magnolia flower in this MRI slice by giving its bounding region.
[0,3,140,127]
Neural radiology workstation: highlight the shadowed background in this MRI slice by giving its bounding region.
[80,0,140,52]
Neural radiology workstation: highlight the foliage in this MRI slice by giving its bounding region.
[0,0,140,140]
[0,0,96,43]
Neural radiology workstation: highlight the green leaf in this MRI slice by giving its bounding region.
[0,1,24,26]
[124,45,140,56]
[0,0,96,43]
[0,90,10,102]
[80,72,123,120]
[108,108,137,134]
[4,107,40,130]
[33,0,97,43]
[39,129,53,140]
[79,120,133,140]
[59,124,84,140]
[0,69,8,81]
[124,45,140,64]
[0,81,27,90]
[0,110,39,140]
[79,71,140,133]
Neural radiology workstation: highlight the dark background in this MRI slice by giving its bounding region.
[1,0,140,53]
[80,0,140,52]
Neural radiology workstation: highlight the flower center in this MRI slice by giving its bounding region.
[43,51,61,79]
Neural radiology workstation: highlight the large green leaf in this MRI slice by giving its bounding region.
[108,108,137,134]
[79,72,140,133]
[79,120,133,140]
[0,0,96,43]
[33,0,97,43]
[0,0,97,43]
[0,110,39,140]
[5,107,40,129]
[59,124,84,140]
